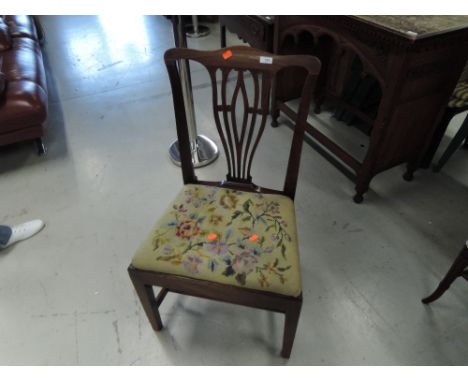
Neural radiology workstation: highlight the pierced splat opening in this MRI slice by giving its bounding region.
[209,67,272,183]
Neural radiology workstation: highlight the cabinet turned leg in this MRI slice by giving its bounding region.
[313,95,324,114]
[271,108,280,128]
[353,193,364,204]
[353,180,369,204]
[35,138,47,156]
[403,162,417,182]
[403,170,414,181]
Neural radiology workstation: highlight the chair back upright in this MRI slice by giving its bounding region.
[164,46,321,200]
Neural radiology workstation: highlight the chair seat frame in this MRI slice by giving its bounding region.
[128,266,302,358]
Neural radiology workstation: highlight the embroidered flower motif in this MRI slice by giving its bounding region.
[184,187,217,208]
[206,189,217,202]
[208,214,224,226]
[162,244,173,255]
[184,188,203,207]
[263,246,274,254]
[220,191,239,210]
[175,219,201,240]
[206,240,229,256]
[183,254,203,274]
[232,250,258,275]
[267,201,281,215]
[238,227,252,237]
[174,204,187,213]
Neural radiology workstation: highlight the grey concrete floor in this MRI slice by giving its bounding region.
[1,16,468,365]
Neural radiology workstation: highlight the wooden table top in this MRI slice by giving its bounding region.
[354,15,468,40]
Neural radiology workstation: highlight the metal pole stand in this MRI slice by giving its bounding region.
[185,15,210,38]
[168,16,218,168]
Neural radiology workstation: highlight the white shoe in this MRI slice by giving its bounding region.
[3,219,45,248]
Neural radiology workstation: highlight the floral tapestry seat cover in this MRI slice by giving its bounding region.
[132,184,302,297]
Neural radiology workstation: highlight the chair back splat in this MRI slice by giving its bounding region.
[164,46,321,200]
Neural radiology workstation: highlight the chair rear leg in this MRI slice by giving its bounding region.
[420,108,454,168]
[128,268,163,331]
[433,115,468,172]
[422,245,468,304]
[281,298,302,358]
[220,24,226,48]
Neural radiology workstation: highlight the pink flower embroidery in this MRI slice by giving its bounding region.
[232,250,258,275]
[176,220,201,240]
[175,204,187,213]
[207,240,229,256]
[183,254,203,274]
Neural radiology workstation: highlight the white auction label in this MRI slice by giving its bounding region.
[259,56,273,64]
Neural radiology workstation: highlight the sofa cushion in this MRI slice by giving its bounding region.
[0,18,11,51]
[132,184,302,297]
[0,33,47,134]
[3,15,37,41]
[1,37,46,92]
[0,80,47,133]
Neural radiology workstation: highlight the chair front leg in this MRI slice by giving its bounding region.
[128,268,163,331]
[281,298,302,358]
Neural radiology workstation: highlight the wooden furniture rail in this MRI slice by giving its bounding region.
[271,16,468,202]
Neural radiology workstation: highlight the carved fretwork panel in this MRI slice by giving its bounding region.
[209,68,271,183]
[279,25,386,89]
[278,26,384,128]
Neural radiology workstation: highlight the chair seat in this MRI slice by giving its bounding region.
[448,80,468,108]
[132,184,302,297]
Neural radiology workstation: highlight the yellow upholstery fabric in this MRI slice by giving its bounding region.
[132,184,302,297]
[448,80,468,108]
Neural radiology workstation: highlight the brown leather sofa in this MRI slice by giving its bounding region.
[0,15,47,154]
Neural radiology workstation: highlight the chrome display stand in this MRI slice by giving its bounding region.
[185,15,210,38]
[169,16,218,168]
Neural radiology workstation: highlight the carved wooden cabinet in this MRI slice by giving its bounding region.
[272,16,468,202]
[220,16,274,52]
